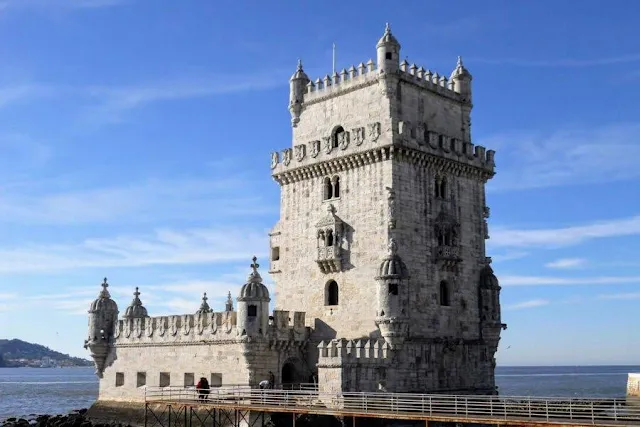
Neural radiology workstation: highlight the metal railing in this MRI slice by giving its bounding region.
[144,386,640,425]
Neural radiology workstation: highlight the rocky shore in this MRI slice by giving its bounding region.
[0,409,131,427]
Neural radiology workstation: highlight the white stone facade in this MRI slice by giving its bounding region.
[85,25,505,402]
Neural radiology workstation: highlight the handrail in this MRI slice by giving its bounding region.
[143,386,640,424]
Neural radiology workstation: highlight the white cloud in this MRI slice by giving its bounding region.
[500,275,640,287]
[0,226,269,273]
[545,258,586,269]
[490,251,529,263]
[482,123,640,191]
[596,292,640,300]
[504,299,550,310]
[489,215,640,249]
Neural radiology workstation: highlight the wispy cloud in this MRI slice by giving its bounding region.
[0,226,269,273]
[470,54,640,68]
[545,258,586,269]
[0,84,55,108]
[483,123,640,191]
[490,251,529,263]
[596,292,640,300]
[490,215,640,249]
[500,275,640,287]
[504,299,550,310]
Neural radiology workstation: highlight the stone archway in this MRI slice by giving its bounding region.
[281,357,304,388]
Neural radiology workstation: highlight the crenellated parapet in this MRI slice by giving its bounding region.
[112,309,308,346]
[303,59,379,105]
[317,338,392,368]
[270,121,495,184]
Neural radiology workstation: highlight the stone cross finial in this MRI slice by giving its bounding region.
[388,238,398,256]
[297,59,303,71]
[457,56,463,68]
[385,22,391,33]
[133,287,140,298]
[102,278,108,290]
[202,292,208,303]
[250,256,259,273]
[225,291,233,312]
[99,277,111,298]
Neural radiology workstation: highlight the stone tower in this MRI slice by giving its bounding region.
[84,278,119,378]
[270,25,505,393]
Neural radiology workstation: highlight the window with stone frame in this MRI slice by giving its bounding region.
[323,176,341,200]
[332,126,345,149]
[137,372,146,387]
[326,280,339,305]
[439,281,450,306]
[184,373,194,387]
[159,372,170,387]
[115,372,124,387]
[434,175,447,199]
[210,373,222,387]
[248,305,257,317]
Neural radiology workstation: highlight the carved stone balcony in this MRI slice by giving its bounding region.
[316,246,342,273]
[435,245,461,271]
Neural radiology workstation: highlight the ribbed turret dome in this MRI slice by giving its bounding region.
[377,23,400,48]
[238,256,270,301]
[376,239,409,279]
[290,59,310,81]
[123,287,148,318]
[89,278,119,313]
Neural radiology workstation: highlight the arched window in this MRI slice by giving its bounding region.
[326,280,339,306]
[435,176,447,199]
[326,229,334,247]
[323,177,333,200]
[439,281,450,306]
[332,126,344,149]
[332,176,340,198]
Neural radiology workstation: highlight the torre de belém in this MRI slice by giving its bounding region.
[84,24,507,404]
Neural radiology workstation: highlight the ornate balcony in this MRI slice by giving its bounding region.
[436,245,460,260]
[316,246,342,273]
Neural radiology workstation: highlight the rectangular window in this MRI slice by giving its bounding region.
[160,372,170,387]
[136,372,146,387]
[184,373,194,387]
[271,246,280,261]
[115,372,124,387]
[248,305,257,317]
[210,373,222,388]
[388,283,398,296]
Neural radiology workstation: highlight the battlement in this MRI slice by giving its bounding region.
[112,310,307,345]
[270,122,495,184]
[317,338,391,366]
[302,58,464,106]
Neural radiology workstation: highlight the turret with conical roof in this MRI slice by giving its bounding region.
[376,23,401,73]
[123,287,148,319]
[84,278,119,377]
[374,239,410,348]
[450,56,472,102]
[237,256,271,337]
[289,59,310,127]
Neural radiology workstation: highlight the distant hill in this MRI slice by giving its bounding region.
[0,339,93,367]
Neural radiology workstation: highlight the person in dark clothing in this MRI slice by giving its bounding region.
[268,371,275,389]
[196,377,210,401]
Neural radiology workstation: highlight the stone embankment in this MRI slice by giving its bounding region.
[0,409,132,427]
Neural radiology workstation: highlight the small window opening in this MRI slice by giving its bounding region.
[136,372,146,387]
[385,52,392,60]
[437,229,453,246]
[160,372,170,387]
[326,280,339,306]
[435,176,447,199]
[323,177,333,200]
[332,126,344,148]
[248,305,257,317]
[210,373,222,388]
[439,281,450,306]
[184,373,194,387]
[326,229,334,247]
[388,283,399,296]
[333,177,340,198]
[115,372,124,387]
[271,246,280,261]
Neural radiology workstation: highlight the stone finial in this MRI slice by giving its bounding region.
[388,238,398,256]
[123,286,148,318]
[327,203,336,214]
[250,256,259,273]
[247,256,263,284]
[457,55,463,68]
[225,291,233,312]
[297,58,303,71]
[100,277,111,298]
[196,292,211,314]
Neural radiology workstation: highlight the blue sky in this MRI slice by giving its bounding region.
[0,0,639,366]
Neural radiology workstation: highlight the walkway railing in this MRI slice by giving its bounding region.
[145,386,640,425]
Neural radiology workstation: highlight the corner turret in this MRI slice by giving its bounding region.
[450,56,472,103]
[84,278,118,377]
[122,287,148,319]
[374,239,410,348]
[237,257,271,337]
[289,59,310,128]
[376,23,401,74]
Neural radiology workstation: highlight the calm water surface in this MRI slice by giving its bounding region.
[0,365,638,420]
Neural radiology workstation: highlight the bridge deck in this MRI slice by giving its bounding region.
[144,386,640,426]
